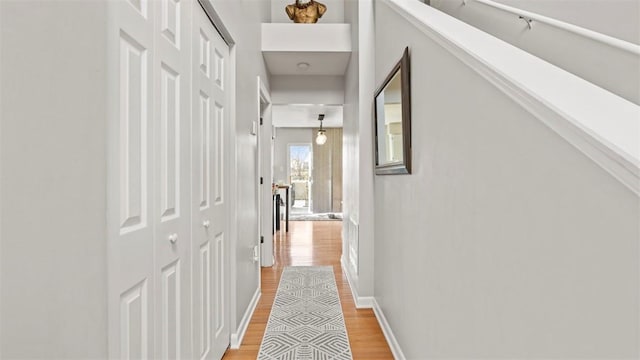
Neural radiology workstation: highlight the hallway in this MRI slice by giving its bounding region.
[1,0,638,358]
[223,221,393,359]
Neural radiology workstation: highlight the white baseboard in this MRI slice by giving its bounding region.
[339,256,405,358]
[230,287,261,349]
[340,256,374,309]
[372,298,406,360]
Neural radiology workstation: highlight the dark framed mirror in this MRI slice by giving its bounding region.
[374,47,411,175]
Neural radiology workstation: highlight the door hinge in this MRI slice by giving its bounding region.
[260,117,263,125]
[260,177,263,184]
[260,236,264,244]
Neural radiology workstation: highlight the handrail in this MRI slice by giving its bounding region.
[469,0,640,55]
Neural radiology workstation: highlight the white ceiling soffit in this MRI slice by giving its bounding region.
[263,52,351,75]
[272,105,343,128]
[262,23,352,76]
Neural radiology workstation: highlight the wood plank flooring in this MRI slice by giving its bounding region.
[222,220,394,360]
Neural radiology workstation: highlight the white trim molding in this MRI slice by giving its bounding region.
[383,0,640,196]
[230,287,261,349]
[340,256,374,308]
[257,75,274,268]
[372,299,407,360]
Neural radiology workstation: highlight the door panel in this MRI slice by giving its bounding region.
[208,33,230,360]
[192,4,230,360]
[120,280,149,359]
[119,31,148,233]
[160,260,181,359]
[158,64,179,220]
[214,233,225,337]
[213,103,224,205]
[153,0,192,359]
[199,241,211,357]
[197,92,211,209]
[160,0,181,47]
[108,1,155,358]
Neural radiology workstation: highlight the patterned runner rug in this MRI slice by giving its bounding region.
[258,266,353,360]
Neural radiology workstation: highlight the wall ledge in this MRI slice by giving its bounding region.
[383,0,640,195]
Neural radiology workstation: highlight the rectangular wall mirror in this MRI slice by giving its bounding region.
[374,47,411,175]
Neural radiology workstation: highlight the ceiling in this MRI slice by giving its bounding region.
[263,51,351,76]
[272,105,343,128]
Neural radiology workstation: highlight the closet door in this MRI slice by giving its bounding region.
[191,4,231,360]
[107,0,155,358]
[152,0,193,358]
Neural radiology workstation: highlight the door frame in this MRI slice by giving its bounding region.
[257,77,273,267]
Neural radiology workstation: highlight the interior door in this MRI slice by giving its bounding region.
[107,1,156,358]
[191,4,230,360]
[153,0,192,358]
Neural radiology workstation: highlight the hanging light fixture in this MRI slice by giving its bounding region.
[315,114,327,145]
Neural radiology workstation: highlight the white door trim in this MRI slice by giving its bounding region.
[226,44,240,353]
[257,76,272,267]
[197,0,234,46]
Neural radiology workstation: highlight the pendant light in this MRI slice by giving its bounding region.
[315,114,327,145]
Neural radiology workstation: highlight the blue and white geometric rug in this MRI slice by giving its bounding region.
[258,266,353,360]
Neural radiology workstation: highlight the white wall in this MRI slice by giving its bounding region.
[492,0,640,45]
[272,105,343,128]
[374,1,639,358]
[204,0,271,337]
[431,0,640,105]
[273,128,313,183]
[271,75,344,104]
[342,0,376,304]
[0,1,108,357]
[271,0,345,23]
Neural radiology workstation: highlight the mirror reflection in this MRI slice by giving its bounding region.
[375,69,404,165]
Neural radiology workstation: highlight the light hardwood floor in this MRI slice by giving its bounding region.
[222,220,394,359]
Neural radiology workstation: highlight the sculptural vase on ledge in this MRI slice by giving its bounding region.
[285,0,327,23]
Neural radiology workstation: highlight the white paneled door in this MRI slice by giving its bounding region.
[108,0,156,358]
[153,0,193,359]
[191,4,230,360]
[108,1,230,359]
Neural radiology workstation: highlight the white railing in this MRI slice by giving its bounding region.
[466,0,640,55]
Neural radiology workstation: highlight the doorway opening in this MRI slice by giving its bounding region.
[288,144,312,214]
